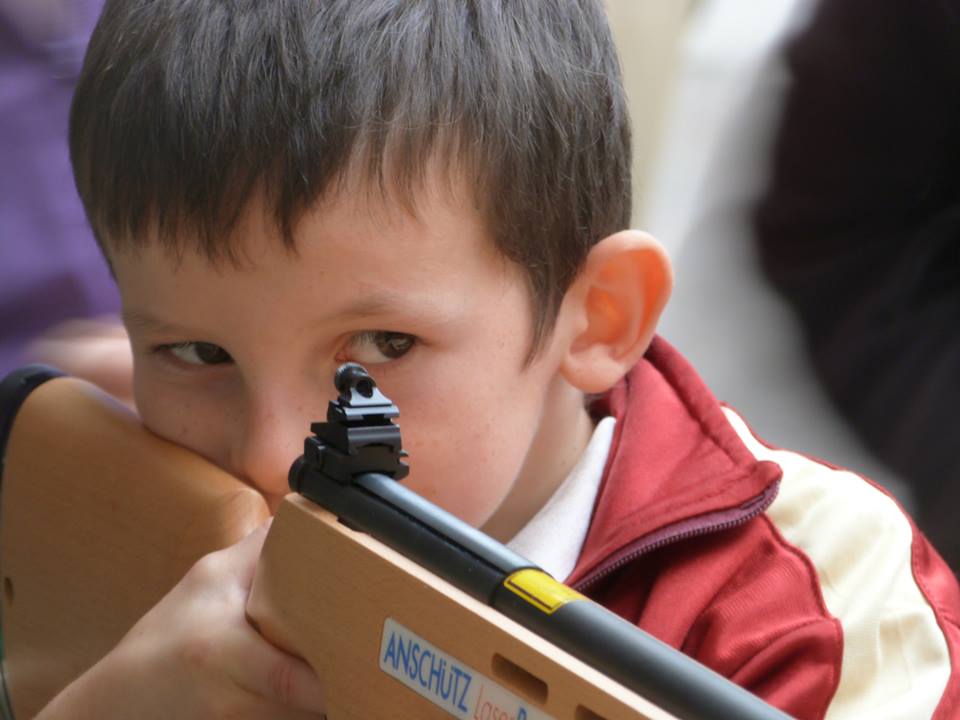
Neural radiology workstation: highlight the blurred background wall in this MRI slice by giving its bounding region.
[606,1,910,506]
[605,0,694,228]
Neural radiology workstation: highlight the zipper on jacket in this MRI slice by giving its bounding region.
[572,482,780,593]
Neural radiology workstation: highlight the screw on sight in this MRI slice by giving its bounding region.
[335,362,375,400]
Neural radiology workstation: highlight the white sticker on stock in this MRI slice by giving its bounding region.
[379,617,555,720]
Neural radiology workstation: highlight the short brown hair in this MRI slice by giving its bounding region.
[70,0,632,350]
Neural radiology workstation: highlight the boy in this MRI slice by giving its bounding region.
[38,1,960,718]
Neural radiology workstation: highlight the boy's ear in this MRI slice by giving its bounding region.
[559,230,673,394]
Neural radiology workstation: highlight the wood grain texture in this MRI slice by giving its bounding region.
[0,377,270,719]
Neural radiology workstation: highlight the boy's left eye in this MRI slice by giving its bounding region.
[346,331,416,364]
[160,341,233,366]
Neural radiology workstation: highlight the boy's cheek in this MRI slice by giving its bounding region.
[134,378,227,460]
[399,403,533,524]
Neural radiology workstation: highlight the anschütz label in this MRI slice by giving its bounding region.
[379,618,555,720]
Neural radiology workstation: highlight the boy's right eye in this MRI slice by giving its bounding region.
[161,341,234,366]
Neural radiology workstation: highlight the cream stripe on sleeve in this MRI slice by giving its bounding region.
[723,408,951,720]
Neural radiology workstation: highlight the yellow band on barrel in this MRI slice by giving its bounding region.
[503,569,586,614]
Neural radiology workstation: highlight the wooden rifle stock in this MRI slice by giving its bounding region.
[0,370,270,718]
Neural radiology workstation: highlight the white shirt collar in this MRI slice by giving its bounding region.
[506,416,616,582]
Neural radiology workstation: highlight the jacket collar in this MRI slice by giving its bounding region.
[567,336,782,589]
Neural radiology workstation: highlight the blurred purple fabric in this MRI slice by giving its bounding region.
[0,0,117,376]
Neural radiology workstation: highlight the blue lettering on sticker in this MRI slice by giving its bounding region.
[441,659,455,701]
[456,667,471,713]
[410,642,419,677]
[383,632,398,669]
[383,625,475,715]
[397,632,410,673]
[409,642,421,680]
[419,649,433,688]
[430,656,447,698]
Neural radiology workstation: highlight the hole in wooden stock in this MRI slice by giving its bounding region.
[575,705,609,720]
[3,577,13,606]
[491,653,548,704]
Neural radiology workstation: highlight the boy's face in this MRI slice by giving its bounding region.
[112,182,593,537]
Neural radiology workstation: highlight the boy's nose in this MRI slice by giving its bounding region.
[229,394,318,509]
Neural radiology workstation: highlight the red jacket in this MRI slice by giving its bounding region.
[569,338,960,719]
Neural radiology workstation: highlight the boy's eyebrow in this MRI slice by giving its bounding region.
[122,310,191,335]
[123,293,451,334]
[334,293,409,320]
[330,291,460,331]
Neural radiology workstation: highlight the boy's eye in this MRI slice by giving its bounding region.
[346,331,416,364]
[164,341,233,366]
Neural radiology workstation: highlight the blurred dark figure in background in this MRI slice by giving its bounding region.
[0,0,130,399]
[756,0,960,568]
